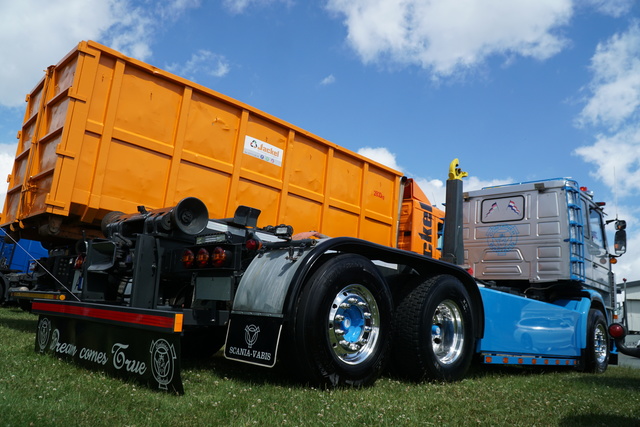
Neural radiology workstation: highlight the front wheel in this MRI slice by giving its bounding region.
[580,309,609,373]
[392,274,475,381]
[286,254,392,387]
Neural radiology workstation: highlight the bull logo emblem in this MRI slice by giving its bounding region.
[245,324,260,348]
[150,339,176,391]
[36,318,52,353]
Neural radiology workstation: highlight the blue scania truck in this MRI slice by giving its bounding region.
[5,41,637,394]
[27,173,634,393]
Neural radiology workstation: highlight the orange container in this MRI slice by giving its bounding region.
[2,41,404,246]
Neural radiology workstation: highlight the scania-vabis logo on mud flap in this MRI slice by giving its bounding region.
[225,317,281,367]
[245,324,260,348]
[150,339,177,390]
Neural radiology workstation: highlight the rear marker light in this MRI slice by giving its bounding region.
[74,254,85,270]
[245,239,262,251]
[182,249,195,268]
[196,248,210,268]
[609,323,625,338]
[211,246,228,267]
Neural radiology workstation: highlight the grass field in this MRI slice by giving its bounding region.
[1,306,639,426]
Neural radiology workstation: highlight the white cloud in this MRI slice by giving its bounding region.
[222,0,292,15]
[156,0,201,20]
[573,22,640,281]
[357,146,402,171]
[584,0,635,17]
[167,50,230,80]
[326,0,573,78]
[574,126,640,196]
[0,143,17,210]
[0,0,200,213]
[320,74,336,85]
[414,178,445,207]
[576,22,640,130]
[574,23,640,196]
[0,0,199,108]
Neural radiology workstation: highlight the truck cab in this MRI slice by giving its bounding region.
[463,178,617,309]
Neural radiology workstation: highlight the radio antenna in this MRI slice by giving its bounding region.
[613,166,618,219]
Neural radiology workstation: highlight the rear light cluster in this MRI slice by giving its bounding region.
[181,239,262,269]
[182,247,231,268]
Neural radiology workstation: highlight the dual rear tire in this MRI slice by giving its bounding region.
[286,254,393,387]
[391,274,475,381]
[287,257,475,386]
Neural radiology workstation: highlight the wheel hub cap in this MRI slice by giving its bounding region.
[328,284,380,365]
[431,299,465,365]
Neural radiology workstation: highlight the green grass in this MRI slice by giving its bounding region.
[1,307,639,427]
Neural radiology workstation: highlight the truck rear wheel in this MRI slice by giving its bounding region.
[580,309,608,373]
[288,254,392,387]
[392,274,475,381]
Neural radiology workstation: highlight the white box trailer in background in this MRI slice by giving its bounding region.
[620,280,640,334]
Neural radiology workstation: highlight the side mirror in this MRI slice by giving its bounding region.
[614,220,627,256]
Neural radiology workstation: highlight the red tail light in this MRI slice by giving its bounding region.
[211,246,229,267]
[183,246,232,268]
[245,239,262,251]
[196,248,210,268]
[74,254,86,270]
[609,323,626,339]
[182,249,195,268]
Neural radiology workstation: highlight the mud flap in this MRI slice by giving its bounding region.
[224,314,282,367]
[32,300,184,394]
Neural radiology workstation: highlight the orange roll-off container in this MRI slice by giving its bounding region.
[2,41,416,248]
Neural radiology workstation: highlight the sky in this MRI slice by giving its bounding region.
[0,0,639,281]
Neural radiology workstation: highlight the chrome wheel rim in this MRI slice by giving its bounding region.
[594,322,607,364]
[432,299,465,365]
[328,284,380,365]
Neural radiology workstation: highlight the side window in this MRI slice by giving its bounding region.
[581,200,590,240]
[583,202,607,257]
[589,208,604,249]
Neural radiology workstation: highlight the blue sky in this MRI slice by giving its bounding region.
[0,0,639,281]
